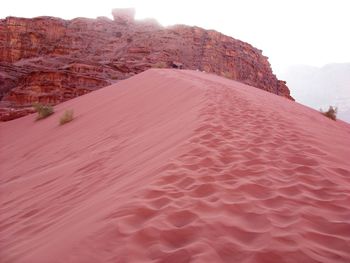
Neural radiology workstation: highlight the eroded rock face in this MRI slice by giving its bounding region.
[0,10,293,121]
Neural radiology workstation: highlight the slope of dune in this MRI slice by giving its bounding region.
[1,69,350,263]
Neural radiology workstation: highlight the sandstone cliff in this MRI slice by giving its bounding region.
[0,8,293,121]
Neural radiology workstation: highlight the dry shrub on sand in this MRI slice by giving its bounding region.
[153,62,167,68]
[59,110,74,125]
[321,106,337,120]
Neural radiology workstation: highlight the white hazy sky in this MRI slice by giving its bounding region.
[1,0,349,77]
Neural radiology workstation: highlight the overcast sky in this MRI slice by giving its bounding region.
[1,0,349,77]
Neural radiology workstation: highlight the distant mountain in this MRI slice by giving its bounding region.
[280,63,350,122]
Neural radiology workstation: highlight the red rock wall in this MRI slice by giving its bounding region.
[0,9,293,120]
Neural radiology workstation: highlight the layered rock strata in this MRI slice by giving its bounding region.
[0,8,293,120]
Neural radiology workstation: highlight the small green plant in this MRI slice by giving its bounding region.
[59,109,74,125]
[33,103,54,120]
[321,106,337,120]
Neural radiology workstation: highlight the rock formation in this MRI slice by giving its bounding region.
[0,8,293,121]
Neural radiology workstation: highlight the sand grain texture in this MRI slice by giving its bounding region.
[1,69,350,262]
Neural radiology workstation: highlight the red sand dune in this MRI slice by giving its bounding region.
[1,69,350,263]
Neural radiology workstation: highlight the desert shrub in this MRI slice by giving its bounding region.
[33,103,54,120]
[321,106,337,120]
[223,71,234,79]
[59,110,74,125]
[153,62,167,68]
